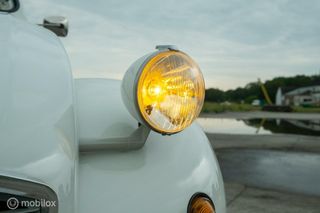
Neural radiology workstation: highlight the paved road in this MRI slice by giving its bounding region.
[215,148,320,213]
[217,149,320,197]
[225,182,320,213]
[201,113,320,212]
[207,133,320,152]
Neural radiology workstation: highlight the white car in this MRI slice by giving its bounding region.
[0,0,226,212]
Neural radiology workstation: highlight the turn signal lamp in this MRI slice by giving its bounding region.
[121,45,205,134]
[188,194,215,213]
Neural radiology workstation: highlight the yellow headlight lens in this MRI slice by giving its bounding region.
[137,51,205,134]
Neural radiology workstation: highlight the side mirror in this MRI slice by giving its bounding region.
[41,16,68,37]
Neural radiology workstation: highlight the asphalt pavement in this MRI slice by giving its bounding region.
[202,112,320,213]
[217,149,320,196]
[225,182,320,213]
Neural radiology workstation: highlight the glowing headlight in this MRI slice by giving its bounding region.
[121,46,205,134]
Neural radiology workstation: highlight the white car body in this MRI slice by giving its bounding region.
[0,2,226,213]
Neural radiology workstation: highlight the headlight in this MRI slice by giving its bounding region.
[122,46,205,135]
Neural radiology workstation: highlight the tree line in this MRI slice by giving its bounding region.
[205,74,320,104]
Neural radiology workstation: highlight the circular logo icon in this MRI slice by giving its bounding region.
[7,197,19,210]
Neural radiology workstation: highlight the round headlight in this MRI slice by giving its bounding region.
[122,47,205,134]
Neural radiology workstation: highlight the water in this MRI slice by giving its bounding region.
[197,118,320,136]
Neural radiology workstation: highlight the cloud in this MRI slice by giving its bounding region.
[22,0,320,89]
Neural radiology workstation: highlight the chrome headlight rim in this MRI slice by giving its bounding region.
[132,49,205,135]
[133,49,171,135]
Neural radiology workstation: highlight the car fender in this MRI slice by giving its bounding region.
[76,78,226,213]
[0,14,77,212]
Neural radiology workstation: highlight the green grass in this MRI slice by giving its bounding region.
[292,106,320,113]
[201,102,261,113]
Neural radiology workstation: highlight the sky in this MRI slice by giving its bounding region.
[22,0,320,90]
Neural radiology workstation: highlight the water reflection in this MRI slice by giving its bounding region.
[246,119,320,136]
[197,118,320,136]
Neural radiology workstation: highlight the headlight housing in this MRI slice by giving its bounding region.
[122,46,205,135]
